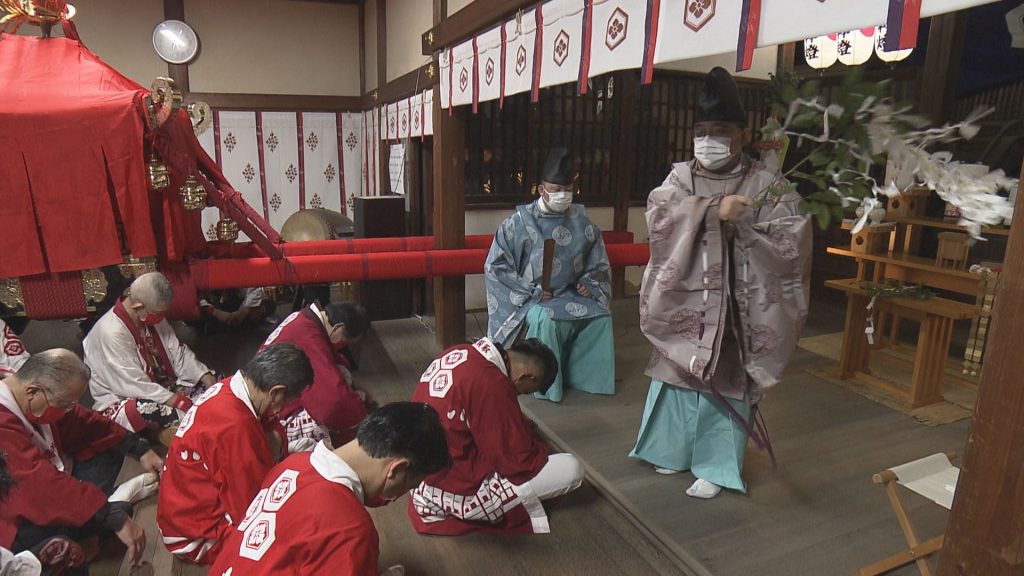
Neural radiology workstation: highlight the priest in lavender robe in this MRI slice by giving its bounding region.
[484,148,615,403]
[629,67,812,499]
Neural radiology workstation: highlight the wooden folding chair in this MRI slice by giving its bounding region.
[858,451,958,576]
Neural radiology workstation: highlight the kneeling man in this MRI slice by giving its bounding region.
[409,337,584,535]
[157,343,314,565]
[84,272,215,436]
[0,350,163,572]
[485,148,615,402]
[210,402,450,575]
[261,301,372,449]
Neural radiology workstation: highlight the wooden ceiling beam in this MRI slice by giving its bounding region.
[422,0,537,55]
[186,92,362,111]
[361,62,439,108]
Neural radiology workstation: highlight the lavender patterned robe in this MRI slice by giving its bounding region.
[640,157,811,402]
[485,201,611,347]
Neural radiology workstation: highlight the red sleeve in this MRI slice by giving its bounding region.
[466,378,549,485]
[54,405,127,462]
[0,422,108,532]
[299,338,367,434]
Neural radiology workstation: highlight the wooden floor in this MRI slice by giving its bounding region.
[18,294,968,576]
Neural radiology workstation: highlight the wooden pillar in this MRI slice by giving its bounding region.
[939,158,1024,575]
[377,0,389,195]
[776,42,796,76]
[358,1,366,95]
[432,85,466,346]
[918,12,966,122]
[611,72,638,297]
[163,0,189,93]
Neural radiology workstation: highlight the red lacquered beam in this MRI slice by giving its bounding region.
[191,249,489,290]
[606,243,650,267]
[278,231,635,257]
[190,241,650,290]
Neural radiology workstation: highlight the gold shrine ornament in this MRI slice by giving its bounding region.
[149,77,182,128]
[188,101,212,135]
[118,256,158,279]
[0,277,24,311]
[147,154,170,190]
[81,268,108,310]
[179,174,207,210]
[0,1,76,35]
[216,219,239,242]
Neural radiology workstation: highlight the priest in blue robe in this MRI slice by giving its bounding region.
[484,148,615,403]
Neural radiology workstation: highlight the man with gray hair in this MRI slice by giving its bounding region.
[0,349,164,572]
[84,272,215,438]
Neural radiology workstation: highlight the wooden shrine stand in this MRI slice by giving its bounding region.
[825,188,1009,408]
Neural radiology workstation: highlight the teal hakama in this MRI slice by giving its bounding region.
[629,380,750,492]
[525,306,615,403]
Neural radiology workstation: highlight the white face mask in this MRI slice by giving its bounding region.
[693,135,735,170]
[544,191,573,213]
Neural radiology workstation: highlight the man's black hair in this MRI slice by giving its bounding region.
[509,338,559,393]
[356,402,450,476]
[243,343,314,398]
[325,302,371,340]
[0,453,13,502]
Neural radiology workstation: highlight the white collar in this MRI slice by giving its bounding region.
[472,338,508,377]
[228,371,260,419]
[310,302,330,329]
[309,441,365,503]
[0,381,64,471]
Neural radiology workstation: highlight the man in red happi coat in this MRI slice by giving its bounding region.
[0,350,164,574]
[210,402,450,575]
[261,301,372,450]
[157,343,314,565]
[409,337,585,535]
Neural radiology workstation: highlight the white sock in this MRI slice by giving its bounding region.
[108,472,160,504]
[380,565,405,576]
[654,466,682,475]
[685,478,722,499]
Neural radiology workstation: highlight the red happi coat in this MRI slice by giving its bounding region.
[0,385,126,548]
[408,338,551,535]
[261,305,365,441]
[157,374,284,565]
[209,446,378,576]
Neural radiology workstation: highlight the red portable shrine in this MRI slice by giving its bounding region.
[0,11,650,322]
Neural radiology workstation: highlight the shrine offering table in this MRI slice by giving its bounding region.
[824,278,976,408]
[889,216,1010,255]
[825,247,981,296]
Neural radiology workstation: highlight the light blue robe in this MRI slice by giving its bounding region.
[485,201,615,402]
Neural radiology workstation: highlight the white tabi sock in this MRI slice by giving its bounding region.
[654,466,682,475]
[685,478,722,499]
[108,472,160,504]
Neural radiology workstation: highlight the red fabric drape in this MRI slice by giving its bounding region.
[0,34,156,278]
